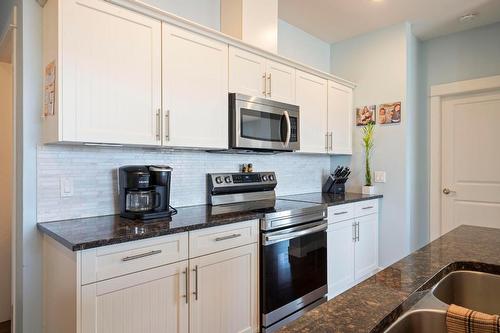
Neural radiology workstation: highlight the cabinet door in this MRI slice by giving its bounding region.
[189,244,258,333]
[266,60,296,104]
[163,24,228,149]
[354,214,379,280]
[296,71,328,154]
[229,47,267,98]
[327,220,355,299]
[62,0,161,145]
[81,261,189,333]
[328,81,353,154]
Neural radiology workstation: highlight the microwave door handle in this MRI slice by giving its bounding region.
[283,110,291,147]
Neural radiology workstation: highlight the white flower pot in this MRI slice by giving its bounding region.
[362,186,376,195]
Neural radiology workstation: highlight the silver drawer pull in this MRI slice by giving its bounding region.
[215,233,241,242]
[122,250,162,262]
[362,206,374,210]
[334,211,348,216]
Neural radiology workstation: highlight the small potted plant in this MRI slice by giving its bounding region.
[362,122,375,195]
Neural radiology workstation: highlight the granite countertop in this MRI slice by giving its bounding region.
[37,204,265,251]
[278,225,500,333]
[279,192,383,206]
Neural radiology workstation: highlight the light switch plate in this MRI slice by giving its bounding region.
[374,171,386,183]
[60,177,74,197]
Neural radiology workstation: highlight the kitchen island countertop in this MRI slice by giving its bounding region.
[278,225,500,333]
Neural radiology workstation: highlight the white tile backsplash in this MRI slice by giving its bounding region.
[37,145,332,222]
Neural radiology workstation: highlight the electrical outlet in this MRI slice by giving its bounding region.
[60,177,74,197]
[374,171,386,183]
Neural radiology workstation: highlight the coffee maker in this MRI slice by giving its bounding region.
[118,165,174,220]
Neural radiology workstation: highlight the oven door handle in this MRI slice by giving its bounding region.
[282,110,291,147]
[263,222,327,246]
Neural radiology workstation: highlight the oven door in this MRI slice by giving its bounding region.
[261,220,327,329]
[231,94,300,151]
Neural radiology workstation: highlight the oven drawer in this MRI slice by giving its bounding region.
[354,200,379,217]
[81,233,188,285]
[328,204,354,223]
[189,219,259,258]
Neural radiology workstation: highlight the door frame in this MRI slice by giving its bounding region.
[429,75,500,241]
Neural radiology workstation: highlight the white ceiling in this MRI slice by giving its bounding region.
[278,0,500,43]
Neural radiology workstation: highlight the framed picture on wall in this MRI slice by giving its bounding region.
[356,105,376,126]
[378,102,402,124]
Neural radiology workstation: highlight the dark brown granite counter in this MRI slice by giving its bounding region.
[37,204,265,251]
[278,225,500,333]
[279,192,383,206]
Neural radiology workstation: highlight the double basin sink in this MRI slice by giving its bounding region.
[385,270,500,333]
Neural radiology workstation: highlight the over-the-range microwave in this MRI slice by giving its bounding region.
[229,93,300,152]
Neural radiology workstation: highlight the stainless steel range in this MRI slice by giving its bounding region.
[208,172,328,333]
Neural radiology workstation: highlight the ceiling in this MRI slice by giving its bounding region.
[278,0,500,43]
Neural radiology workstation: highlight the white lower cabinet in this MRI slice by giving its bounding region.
[189,244,258,333]
[81,261,189,333]
[327,200,379,299]
[43,220,259,333]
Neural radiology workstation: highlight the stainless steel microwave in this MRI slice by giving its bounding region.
[229,93,300,152]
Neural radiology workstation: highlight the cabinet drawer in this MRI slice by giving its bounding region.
[354,200,379,217]
[328,204,354,224]
[189,220,259,258]
[81,233,188,285]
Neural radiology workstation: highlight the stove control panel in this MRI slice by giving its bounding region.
[209,172,277,189]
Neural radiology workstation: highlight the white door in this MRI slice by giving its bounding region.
[163,24,228,149]
[327,220,355,299]
[442,92,500,233]
[81,261,189,333]
[62,0,161,145]
[189,244,258,333]
[266,60,296,104]
[354,214,378,280]
[296,71,328,154]
[328,81,353,155]
[228,47,267,98]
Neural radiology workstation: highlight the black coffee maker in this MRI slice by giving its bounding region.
[118,165,174,220]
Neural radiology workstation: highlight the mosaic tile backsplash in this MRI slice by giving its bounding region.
[37,145,333,222]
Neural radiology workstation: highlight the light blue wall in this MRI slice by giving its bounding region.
[278,19,330,73]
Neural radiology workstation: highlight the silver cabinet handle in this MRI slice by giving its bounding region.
[182,267,189,304]
[329,132,333,151]
[192,265,199,300]
[352,222,356,241]
[215,233,241,242]
[325,133,329,151]
[262,73,267,97]
[362,206,374,210]
[356,222,360,241]
[164,109,170,142]
[155,109,161,141]
[267,73,272,97]
[334,211,348,216]
[122,249,162,262]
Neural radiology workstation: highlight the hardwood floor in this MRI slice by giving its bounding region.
[0,321,11,333]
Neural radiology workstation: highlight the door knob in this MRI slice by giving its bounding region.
[443,188,456,195]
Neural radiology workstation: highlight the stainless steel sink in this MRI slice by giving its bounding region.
[384,309,447,333]
[432,270,500,314]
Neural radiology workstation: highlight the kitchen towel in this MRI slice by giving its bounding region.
[446,304,500,333]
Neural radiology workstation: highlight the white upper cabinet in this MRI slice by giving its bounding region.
[229,47,267,98]
[296,71,328,154]
[266,60,296,104]
[44,0,162,145]
[229,47,295,104]
[328,80,353,155]
[162,24,229,149]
